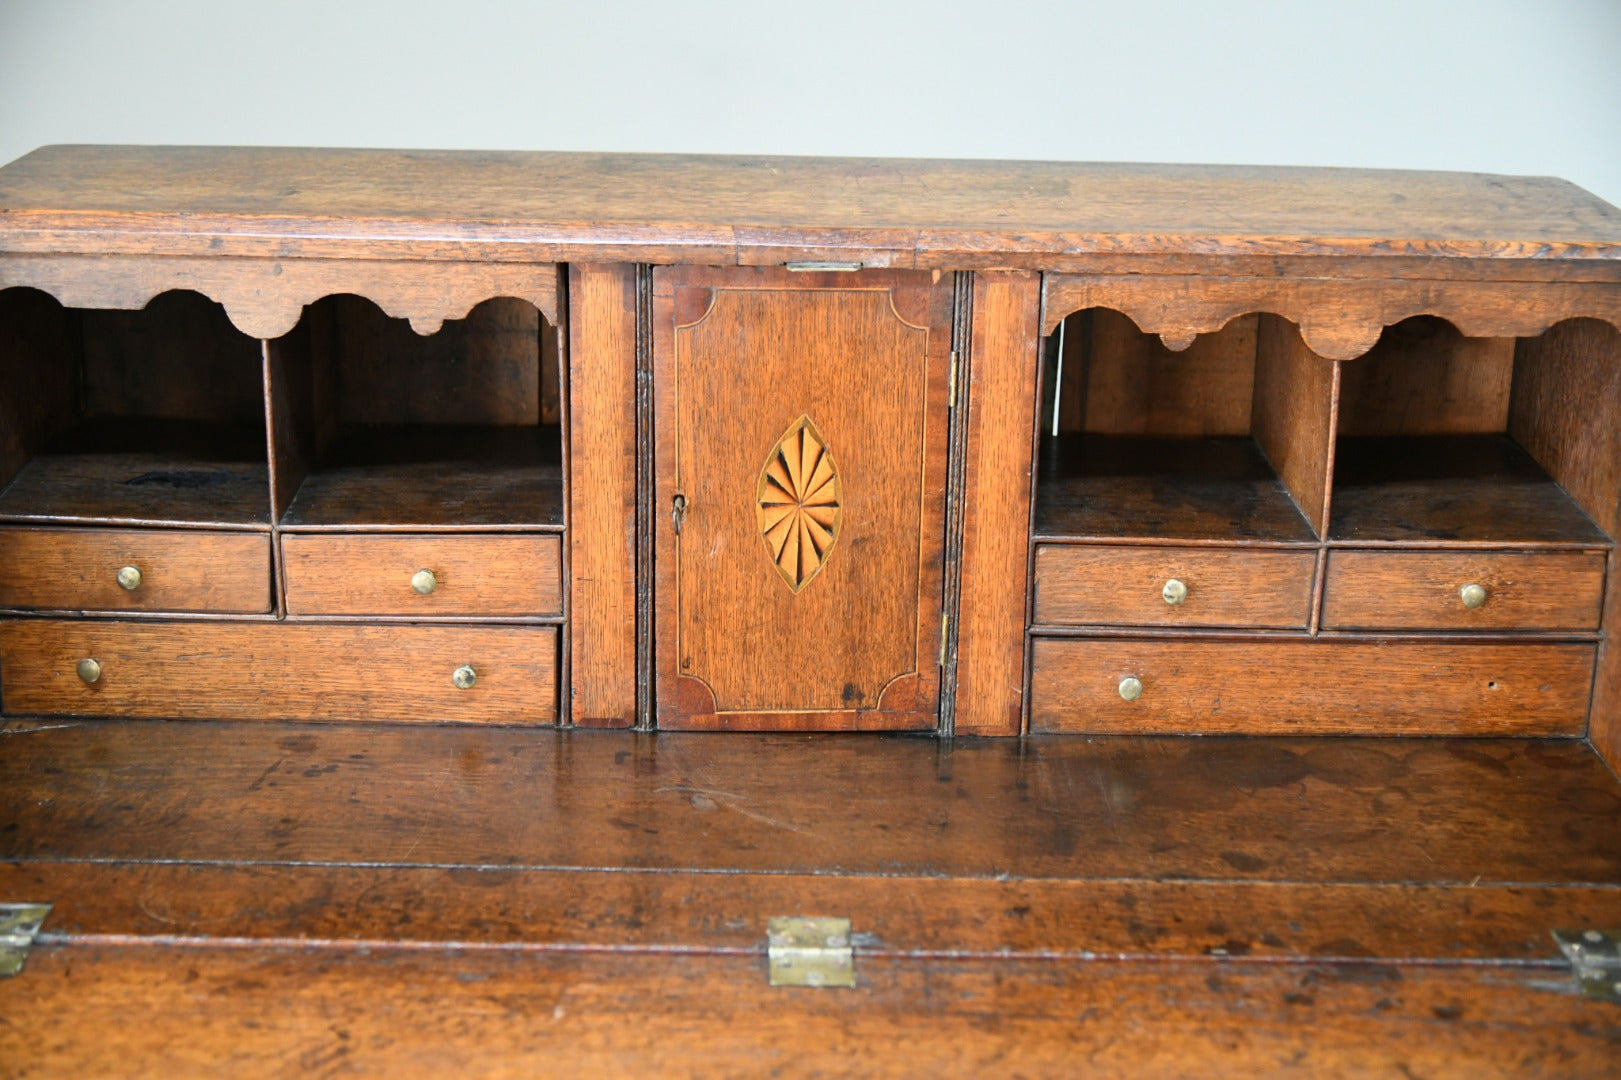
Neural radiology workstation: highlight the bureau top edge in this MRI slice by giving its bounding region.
[0,146,1619,273]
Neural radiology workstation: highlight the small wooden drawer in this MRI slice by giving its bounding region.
[1029,638,1595,736]
[0,527,271,614]
[0,620,556,723]
[1032,545,1316,628]
[282,534,562,617]
[1320,550,1606,632]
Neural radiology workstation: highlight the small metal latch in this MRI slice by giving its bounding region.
[0,903,51,977]
[672,493,688,536]
[768,916,855,988]
[1553,929,1621,1002]
[784,261,863,273]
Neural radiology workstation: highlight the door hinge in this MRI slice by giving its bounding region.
[784,261,863,273]
[1553,929,1621,1002]
[948,350,961,409]
[938,614,952,667]
[768,916,855,988]
[0,903,51,977]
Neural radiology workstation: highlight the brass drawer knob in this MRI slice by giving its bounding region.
[1459,583,1488,609]
[116,565,143,591]
[76,658,102,684]
[1118,676,1143,702]
[1162,578,1188,605]
[411,569,438,595]
[452,664,477,690]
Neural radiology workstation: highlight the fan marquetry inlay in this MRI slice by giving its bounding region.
[756,415,842,593]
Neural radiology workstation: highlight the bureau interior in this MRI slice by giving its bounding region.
[1036,308,1331,544]
[1331,315,1614,549]
[268,295,563,530]
[0,288,271,527]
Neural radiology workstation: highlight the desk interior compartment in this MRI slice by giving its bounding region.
[0,288,271,528]
[1034,309,1334,544]
[269,294,562,531]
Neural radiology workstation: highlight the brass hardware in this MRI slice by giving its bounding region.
[1118,676,1143,702]
[768,916,855,988]
[948,350,961,409]
[115,565,142,591]
[1553,929,1621,1002]
[411,569,438,595]
[672,493,688,536]
[784,261,863,273]
[939,614,952,667]
[1460,583,1488,609]
[452,665,477,690]
[75,658,102,685]
[1162,578,1188,605]
[0,903,52,977]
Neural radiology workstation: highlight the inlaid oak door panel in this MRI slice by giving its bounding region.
[653,267,953,730]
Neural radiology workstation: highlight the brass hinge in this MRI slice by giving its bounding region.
[1553,929,1621,1002]
[938,614,952,667]
[0,903,51,977]
[948,350,961,409]
[767,916,855,988]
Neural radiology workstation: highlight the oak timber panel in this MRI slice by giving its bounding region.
[1055,309,1257,436]
[1032,545,1315,629]
[0,528,272,614]
[0,621,556,723]
[0,288,82,492]
[1510,318,1621,769]
[653,266,950,730]
[566,265,640,727]
[1251,314,1338,537]
[1336,317,1515,436]
[1321,550,1606,632]
[4,147,1621,273]
[1030,638,1595,736]
[281,534,561,617]
[955,271,1040,735]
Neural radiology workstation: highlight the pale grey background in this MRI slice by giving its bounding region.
[2,0,1618,207]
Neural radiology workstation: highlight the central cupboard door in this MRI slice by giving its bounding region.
[654,266,954,730]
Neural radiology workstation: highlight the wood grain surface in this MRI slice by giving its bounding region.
[5,722,1618,886]
[0,621,556,723]
[1320,550,1606,632]
[281,533,561,617]
[0,527,272,614]
[3,147,1619,274]
[955,271,1040,735]
[5,945,1615,1079]
[1042,272,1621,359]
[1032,545,1315,629]
[653,266,950,730]
[1337,316,1516,436]
[1030,638,1596,736]
[1251,314,1338,537]
[566,265,639,727]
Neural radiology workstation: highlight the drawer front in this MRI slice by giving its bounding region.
[1030,638,1594,736]
[1320,550,1606,631]
[0,528,271,614]
[0,620,556,723]
[1032,545,1316,628]
[282,534,562,616]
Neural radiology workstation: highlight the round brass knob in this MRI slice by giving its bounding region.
[452,664,477,690]
[1460,583,1488,609]
[411,569,438,595]
[76,658,102,684]
[1162,578,1188,605]
[116,565,143,591]
[1118,676,1143,702]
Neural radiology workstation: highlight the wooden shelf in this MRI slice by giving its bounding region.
[0,419,270,528]
[279,425,563,530]
[1328,435,1611,547]
[1034,434,1317,544]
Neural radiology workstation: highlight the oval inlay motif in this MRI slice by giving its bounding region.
[756,415,842,593]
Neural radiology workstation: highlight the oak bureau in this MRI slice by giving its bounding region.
[0,147,1618,774]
